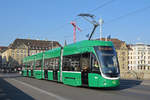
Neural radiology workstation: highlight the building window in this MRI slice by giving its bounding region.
[122,64,125,69]
[122,52,125,55]
[17,49,19,53]
[12,54,14,57]
[21,49,23,53]
[17,53,19,57]
[53,43,56,47]
[122,57,125,61]
[134,61,136,64]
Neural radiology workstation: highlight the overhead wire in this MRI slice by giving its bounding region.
[82,4,150,34]
[89,0,116,13]
[52,0,116,34]
[73,0,116,21]
[63,3,150,43]
[105,5,150,24]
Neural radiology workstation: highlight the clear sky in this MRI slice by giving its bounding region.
[0,0,150,46]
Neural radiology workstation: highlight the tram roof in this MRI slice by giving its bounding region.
[23,54,36,63]
[44,47,61,59]
[63,40,113,56]
[64,40,113,49]
[23,40,113,62]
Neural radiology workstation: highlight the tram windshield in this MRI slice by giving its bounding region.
[95,46,120,78]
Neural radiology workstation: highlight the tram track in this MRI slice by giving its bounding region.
[1,73,150,100]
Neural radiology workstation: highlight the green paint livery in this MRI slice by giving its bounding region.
[62,72,82,86]
[22,40,120,88]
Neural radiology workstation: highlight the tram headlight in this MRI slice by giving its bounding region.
[94,76,98,79]
[103,81,107,85]
[112,80,116,84]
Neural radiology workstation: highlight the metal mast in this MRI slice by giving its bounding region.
[99,18,104,40]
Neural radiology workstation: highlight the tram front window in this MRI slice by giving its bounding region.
[95,46,120,78]
[91,54,100,73]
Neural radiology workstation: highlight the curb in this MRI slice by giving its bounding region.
[141,81,150,86]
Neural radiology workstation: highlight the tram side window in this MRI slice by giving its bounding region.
[30,61,34,69]
[44,58,59,70]
[62,54,81,71]
[22,63,26,70]
[23,62,28,69]
[53,58,59,70]
[23,62,26,67]
[80,53,90,71]
[35,60,42,69]
[91,53,100,73]
[26,62,30,69]
[22,63,25,69]
[44,59,53,70]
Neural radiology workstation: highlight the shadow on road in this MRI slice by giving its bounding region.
[85,79,143,91]
[0,73,143,92]
[0,78,34,100]
[117,79,143,90]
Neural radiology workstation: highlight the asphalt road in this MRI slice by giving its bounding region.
[0,73,150,100]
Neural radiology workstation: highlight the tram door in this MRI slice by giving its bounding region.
[53,70,58,80]
[81,53,90,85]
[31,69,33,77]
[81,70,89,85]
[44,70,48,79]
[53,58,59,81]
[27,70,29,76]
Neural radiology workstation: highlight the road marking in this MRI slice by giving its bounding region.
[10,79,69,100]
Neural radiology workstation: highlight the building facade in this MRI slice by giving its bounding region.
[2,38,61,68]
[128,44,150,71]
[0,47,8,67]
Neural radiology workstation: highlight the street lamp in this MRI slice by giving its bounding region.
[99,18,104,40]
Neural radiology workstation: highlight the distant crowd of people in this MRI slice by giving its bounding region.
[0,66,22,73]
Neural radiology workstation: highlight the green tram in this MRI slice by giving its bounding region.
[22,40,120,87]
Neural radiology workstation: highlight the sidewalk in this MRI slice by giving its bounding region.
[141,80,150,86]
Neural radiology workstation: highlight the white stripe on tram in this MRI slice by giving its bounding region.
[62,71,81,73]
